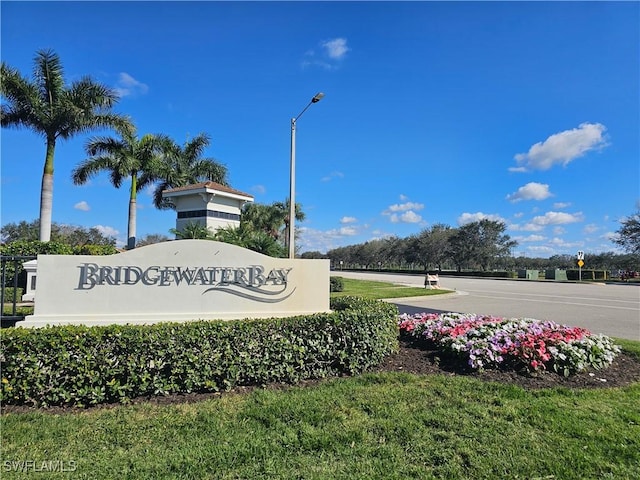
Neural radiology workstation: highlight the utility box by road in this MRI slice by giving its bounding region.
[545,269,568,281]
[518,269,539,280]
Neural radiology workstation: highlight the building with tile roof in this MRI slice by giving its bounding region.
[162,182,254,236]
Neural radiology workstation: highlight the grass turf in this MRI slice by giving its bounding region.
[1,372,639,479]
[331,277,452,300]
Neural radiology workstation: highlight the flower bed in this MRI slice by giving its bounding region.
[398,312,620,376]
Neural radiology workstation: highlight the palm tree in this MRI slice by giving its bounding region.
[152,133,228,209]
[71,123,169,249]
[213,223,286,257]
[169,221,215,240]
[0,49,128,241]
[242,200,305,242]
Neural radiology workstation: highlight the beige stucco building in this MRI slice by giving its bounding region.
[162,182,254,235]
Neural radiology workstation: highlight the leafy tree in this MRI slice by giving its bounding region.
[136,233,170,247]
[72,124,169,249]
[450,219,517,271]
[1,220,45,243]
[408,224,453,271]
[300,251,328,259]
[152,133,228,209]
[1,220,115,246]
[613,209,640,254]
[381,237,404,268]
[0,49,128,241]
[169,221,215,240]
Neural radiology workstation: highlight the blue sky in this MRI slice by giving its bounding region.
[1,1,638,256]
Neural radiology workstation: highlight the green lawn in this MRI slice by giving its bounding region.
[331,276,452,300]
[1,371,638,479]
[1,305,33,316]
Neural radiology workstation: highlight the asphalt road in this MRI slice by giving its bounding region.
[335,271,640,341]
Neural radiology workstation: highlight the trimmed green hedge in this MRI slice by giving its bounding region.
[330,276,344,292]
[0,296,398,408]
[566,269,609,281]
[339,268,516,278]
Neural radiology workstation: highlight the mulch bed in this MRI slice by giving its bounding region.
[375,336,640,390]
[3,337,639,414]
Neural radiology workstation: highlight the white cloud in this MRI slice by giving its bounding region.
[549,237,583,248]
[531,211,585,227]
[94,225,119,238]
[390,211,422,224]
[251,184,266,195]
[553,202,571,209]
[527,245,556,255]
[553,226,566,235]
[338,226,358,236]
[457,212,506,226]
[583,223,599,234]
[114,72,149,98]
[322,38,349,59]
[302,38,349,69]
[514,234,546,242]
[340,216,357,224]
[381,197,424,224]
[298,225,360,253]
[382,198,425,224]
[384,201,425,213]
[74,201,90,211]
[510,223,544,232]
[321,171,344,182]
[510,122,608,172]
[506,182,553,202]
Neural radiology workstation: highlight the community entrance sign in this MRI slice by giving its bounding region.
[22,240,330,327]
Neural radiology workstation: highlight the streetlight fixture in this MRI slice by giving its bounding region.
[288,92,324,258]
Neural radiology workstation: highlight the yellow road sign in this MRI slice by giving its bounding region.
[578,260,584,267]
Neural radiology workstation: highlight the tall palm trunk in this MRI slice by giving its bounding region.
[39,137,56,242]
[127,176,137,250]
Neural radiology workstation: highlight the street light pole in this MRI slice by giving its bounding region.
[288,92,324,258]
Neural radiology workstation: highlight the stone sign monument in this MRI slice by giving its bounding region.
[21,240,330,327]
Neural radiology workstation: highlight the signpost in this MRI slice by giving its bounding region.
[577,251,585,281]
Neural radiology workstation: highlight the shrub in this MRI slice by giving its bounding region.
[0,241,116,288]
[330,276,344,292]
[73,244,119,255]
[0,240,75,257]
[0,296,398,407]
[1,287,23,302]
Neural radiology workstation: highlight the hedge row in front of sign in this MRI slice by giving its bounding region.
[0,296,398,408]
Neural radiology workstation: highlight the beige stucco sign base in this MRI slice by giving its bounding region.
[22,240,330,328]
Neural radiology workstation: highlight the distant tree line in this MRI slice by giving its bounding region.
[1,220,115,246]
[302,217,640,273]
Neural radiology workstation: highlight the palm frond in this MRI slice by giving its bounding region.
[33,49,65,108]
